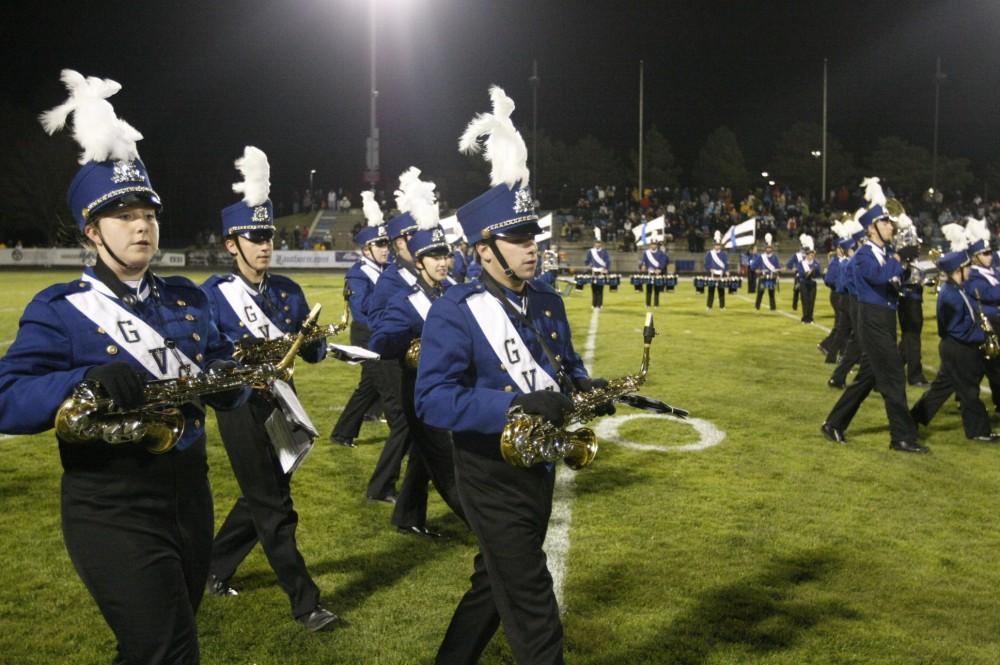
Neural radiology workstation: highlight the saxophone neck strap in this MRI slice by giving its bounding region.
[480,273,574,394]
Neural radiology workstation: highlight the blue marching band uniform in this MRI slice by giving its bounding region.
[7,73,1000,665]
[584,241,612,308]
[703,243,729,309]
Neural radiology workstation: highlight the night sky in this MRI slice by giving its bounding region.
[4,0,1000,244]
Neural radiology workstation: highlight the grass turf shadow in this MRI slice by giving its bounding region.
[577,549,859,664]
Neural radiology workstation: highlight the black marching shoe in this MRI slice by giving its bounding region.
[816,343,829,356]
[820,423,848,444]
[299,606,340,633]
[827,378,845,389]
[889,440,929,454]
[367,490,398,505]
[206,574,238,597]
[908,377,930,387]
[970,433,1000,443]
[396,525,442,538]
[329,434,356,448]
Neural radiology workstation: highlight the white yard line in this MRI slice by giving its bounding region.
[545,307,600,611]
[0,339,14,348]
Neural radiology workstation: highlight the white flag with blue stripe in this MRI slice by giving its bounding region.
[721,218,756,249]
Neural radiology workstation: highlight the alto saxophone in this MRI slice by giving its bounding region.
[55,304,321,454]
[234,303,349,365]
[973,290,1000,360]
[500,312,687,470]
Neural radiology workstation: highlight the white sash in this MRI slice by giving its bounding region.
[973,265,999,287]
[870,244,886,267]
[400,266,418,286]
[67,279,201,380]
[360,258,381,284]
[709,250,726,270]
[408,290,432,321]
[589,248,607,269]
[762,254,779,271]
[644,250,661,270]
[216,278,283,340]
[465,292,560,394]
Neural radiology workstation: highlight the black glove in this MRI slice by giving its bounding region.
[85,362,145,410]
[203,360,248,410]
[299,337,327,361]
[511,390,574,428]
[573,377,616,416]
[897,244,919,262]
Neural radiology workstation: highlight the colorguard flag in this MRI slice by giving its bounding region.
[440,214,464,245]
[632,215,665,246]
[721,217,756,249]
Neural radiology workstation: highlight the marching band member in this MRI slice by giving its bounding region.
[787,238,807,311]
[910,250,999,441]
[751,234,781,311]
[0,71,248,664]
[452,239,469,283]
[894,211,929,386]
[704,232,728,310]
[328,194,389,448]
[960,217,1000,412]
[201,147,338,632]
[368,190,467,537]
[818,220,851,363]
[822,178,924,453]
[827,220,866,388]
[541,244,559,286]
[584,232,611,309]
[416,85,610,665]
[744,244,760,293]
[357,170,427,504]
[797,236,820,324]
[640,241,668,307]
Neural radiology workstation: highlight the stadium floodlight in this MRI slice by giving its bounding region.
[761,171,769,178]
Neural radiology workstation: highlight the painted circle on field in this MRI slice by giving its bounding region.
[592,414,725,452]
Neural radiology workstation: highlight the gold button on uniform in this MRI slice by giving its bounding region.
[285,318,292,324]
[544,310,552,317]
[284,305,290,312]
[78,282,86,288]
[555,355,562,362]
[106,344,118,355]
[177,300,186,306]
[499,364,506,371]
[184,314,195,321]
[195,353,204,362]
[238,321,245,327]
[191,333,201,341]
[550,331,558,340]
[280,291,288,299]
[504,385,513,392]
[96,327,105,334]
[194,419,202,429]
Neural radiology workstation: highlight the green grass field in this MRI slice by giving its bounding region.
[1,270,998,665]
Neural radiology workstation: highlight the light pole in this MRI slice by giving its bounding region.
[931,56,946,195]
[364,0,380,186]
[309,169,316,210]
[529,60,539,193]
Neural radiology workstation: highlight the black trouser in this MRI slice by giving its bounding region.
[59,437,212,665]
[367,359,413,498]
[897,297,926,383]
[591,283,604,308]
[800,279,817,322]
[791,276,801,310]
[830,296,862,385]
[707,282,725,309]
[330,321,380,440]
[644,282,660,307]
[755,282,776,310]
[210,395,320,619]
[747,269,757,293]
[820,290,844,360]
[826,302,918,443]
[436,444,562,665]
[392,367,466,528]
[910,338,990,438]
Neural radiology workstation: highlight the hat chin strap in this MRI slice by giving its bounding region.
[231,236,266,280]
[487,238,516,278]
[95,225,141,272]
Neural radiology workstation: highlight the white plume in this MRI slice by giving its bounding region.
[39,69,143,165]
[894,212,915,231]
[714,230,722,244]
[395,167,439,229]
[231,146,271,207]
[361,191,383,228]
[965,217,991,247]
[458,85,530,188]
[764,232,773,246]
[852,207,866,223]
[860,177,887,207]
[595,227,602,242]
[799,233,814,251]
[842,219,863,238]
[941,223,968,252]
[830,221,846,239]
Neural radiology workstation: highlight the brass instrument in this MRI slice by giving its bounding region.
[234,302,348,365]
[55,304,321,454]
[405,337,421,369]
[973,290,1000,360]
[500,312,687,470]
